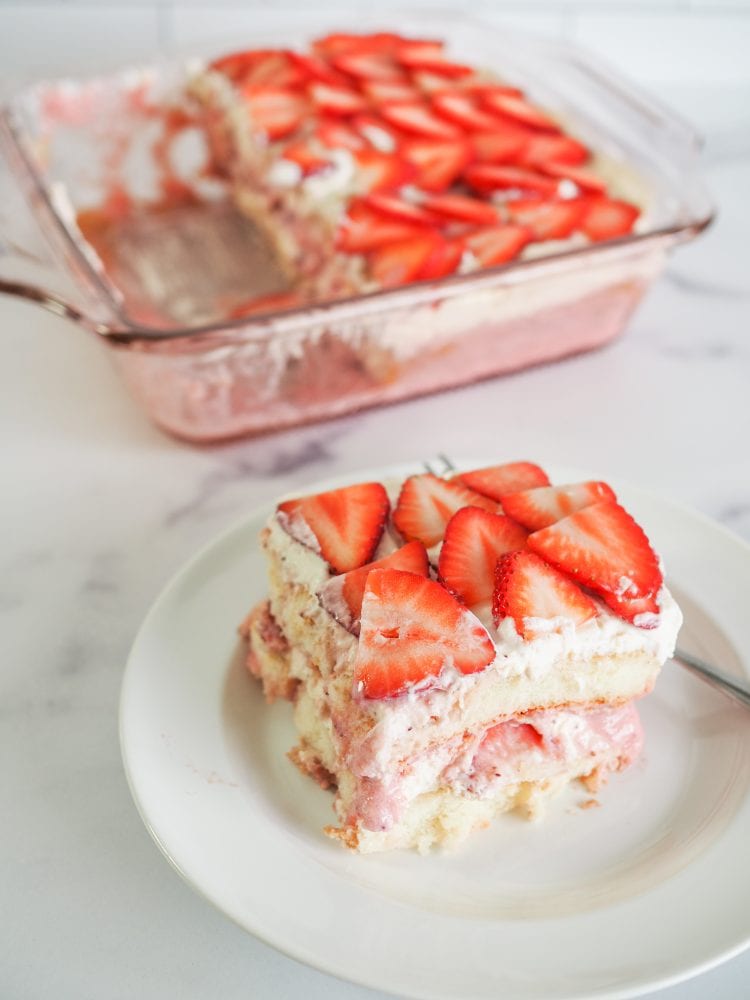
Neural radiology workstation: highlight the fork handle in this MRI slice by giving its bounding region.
[674,648,750,711]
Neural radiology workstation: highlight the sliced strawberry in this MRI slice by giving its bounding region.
[472,130,529,164]
[380,102,462,140]
[312,32,406,58]
[412,69,467,94]
[288,52,348,86]
[417,235,465,280]
[480,90,558,131]
[308,81,368,116]
[500,482,617,531]
[526,501,663,615]
[465,224,532,267]
[352,113,403,152]
[464,163,559,197]
[393,473,498,547]
[364,192,438,226]
[277,482,390,574]
[420,193,499,225]
[432,91,504,132]
[438,507,528,610]
[458,462,550,501]
[492,550,598,639]
[353,148,415,192]
[540,162,607,194]
[333,50,404,82]
[401,137,473,191]
[335,202,428,253]
[397,43,472,78]
[362,79,422,104]
[316,118,367,152]
[242,86,307,141]
[355,569,495,698]
[581,198,640,242]
[521,134,589,167]
[216,50,306,88]
[282,139,331,176]
[319,540,429,633]
[506,198,586,240]
[367,232,444,288]
[602,591,661,627]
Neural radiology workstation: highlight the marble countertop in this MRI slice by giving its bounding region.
[3,91,750,999]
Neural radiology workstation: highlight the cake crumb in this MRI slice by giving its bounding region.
[579,798,601,810]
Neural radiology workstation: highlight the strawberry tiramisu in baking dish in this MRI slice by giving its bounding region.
[190,31,643,310]
[240,462,682,853]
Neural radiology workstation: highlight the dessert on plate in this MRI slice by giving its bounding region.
[240,461,682,853]
[190,31,642,311]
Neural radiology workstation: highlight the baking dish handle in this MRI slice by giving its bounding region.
[0,112,116,334]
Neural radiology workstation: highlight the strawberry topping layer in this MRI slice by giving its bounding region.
[276,462,669,698]
[208,32,641,291]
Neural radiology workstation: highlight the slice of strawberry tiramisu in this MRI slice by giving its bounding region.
[240,461,681,852]
[190,32,643,312]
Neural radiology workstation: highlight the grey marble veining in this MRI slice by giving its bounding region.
[2,103,750,1000]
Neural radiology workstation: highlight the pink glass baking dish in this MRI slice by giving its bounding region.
[0,11,712,442]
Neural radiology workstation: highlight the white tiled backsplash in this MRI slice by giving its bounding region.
[1,1,748,136]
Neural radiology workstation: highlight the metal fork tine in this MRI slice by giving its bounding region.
[423,454,457,478]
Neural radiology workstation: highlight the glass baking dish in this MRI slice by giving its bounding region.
[0,10,713,442]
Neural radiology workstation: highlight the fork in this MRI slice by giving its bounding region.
[423,454,750,712]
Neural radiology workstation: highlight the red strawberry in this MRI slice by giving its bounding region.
[367,232,443,287]
[500,482,617,531]
[224,50,306,88]
[506,198,586,241]
[364,192,438,226]
[282,140,331,176]
[412,69,467,94]
[288,52,349,86]
[312,32,406,57]
[380,102,462,140]
[355,569,495,698]
[521,134,589,167]
[318,540,429,633]
[401,138,473,191]
[352,113,403,152]
[432,91,505,132]
[336,202,427,253]
[396,43,473,78]
[581,198,640,242]
[362,79,422,104]
[540,162,607,194]
[333,50,404,82]
[438,507,528,610]
[602,591,661,628]
[526,501,664,617]
[480,90,558,131]
[353,148,415,192]
[316,118,367,152]
[308,81,368,116]
[458,462,550,501]
[472,130,529,164]
[417,235,465,280]
[393,473,498,547]
[420,193,499,225]
[464,163,559,197]
[242,86,307,140]
[465,224,532,267]
[209,49,268,83]
[277,482,390,574]
[492,550,598,639]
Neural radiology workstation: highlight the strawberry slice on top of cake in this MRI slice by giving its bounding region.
[240,460,681,852]
[189,32,644,312]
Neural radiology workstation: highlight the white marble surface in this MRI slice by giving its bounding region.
[2,88,750,1000]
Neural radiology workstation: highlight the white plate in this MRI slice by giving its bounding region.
[120,462,750,1000]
